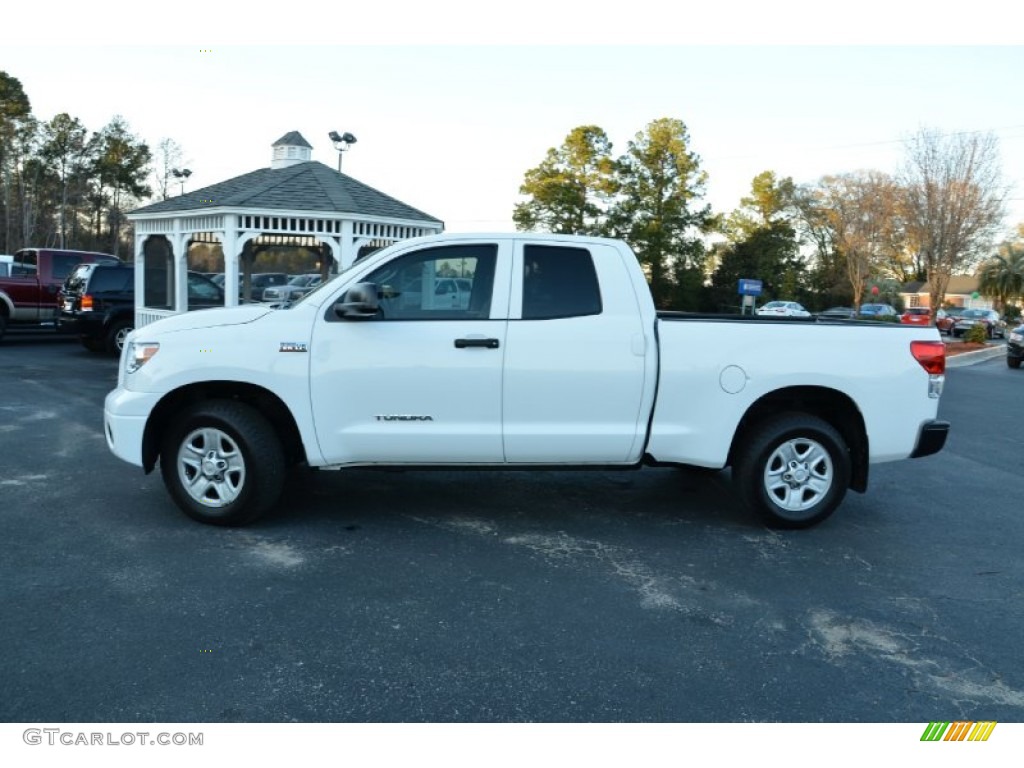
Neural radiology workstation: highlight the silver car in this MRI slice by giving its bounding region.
[951,308,1006,339]
[262,274,322,302]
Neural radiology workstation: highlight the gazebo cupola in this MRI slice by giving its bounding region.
[271,131,313,169]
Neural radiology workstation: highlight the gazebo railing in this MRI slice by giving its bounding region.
[136,308,176,329]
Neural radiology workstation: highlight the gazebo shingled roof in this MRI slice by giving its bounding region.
[131,161,439,221]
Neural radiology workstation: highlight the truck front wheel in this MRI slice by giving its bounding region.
[159,401,285,526]
[733,413,851,529]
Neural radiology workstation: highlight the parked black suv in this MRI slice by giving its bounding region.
[58,263,223,354]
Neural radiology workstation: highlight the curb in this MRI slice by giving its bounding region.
[945,344,1006,368]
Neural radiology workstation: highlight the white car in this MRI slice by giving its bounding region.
[757,300,811,317]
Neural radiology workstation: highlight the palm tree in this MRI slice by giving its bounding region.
[977,245,1024,311]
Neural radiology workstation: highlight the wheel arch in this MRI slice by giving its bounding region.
[142,382,307,473]
[728,386,868,493]
[102,307,133,333]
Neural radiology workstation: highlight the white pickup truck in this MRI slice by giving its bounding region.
[104,233,949,529]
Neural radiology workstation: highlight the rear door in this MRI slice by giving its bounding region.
[502,241,649,463]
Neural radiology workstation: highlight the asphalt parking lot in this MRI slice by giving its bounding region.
[2,334,1023,723]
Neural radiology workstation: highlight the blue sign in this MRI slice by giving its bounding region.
[738,279,763,296]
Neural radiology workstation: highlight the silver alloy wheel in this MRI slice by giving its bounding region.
[115,324,133,351]
[176,427,246,507]
[762,437,834,513]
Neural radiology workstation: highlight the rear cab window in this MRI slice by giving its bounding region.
[51,253,86,281]
[521,244,602,320]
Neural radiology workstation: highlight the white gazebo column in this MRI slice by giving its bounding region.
[235,232,262,303]
[321,236,342,272]
[339,221,358,269]
[133,233,146,329]
[173,229,189,313]
[223,214,239,308]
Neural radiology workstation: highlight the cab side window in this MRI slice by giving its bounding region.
[522,245,602,320]
[51,253,82,281]
[12,250,37,277]
[363,244,497,320]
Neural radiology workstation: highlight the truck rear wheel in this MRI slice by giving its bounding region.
[159,400,285,526]
[733,412,850,529]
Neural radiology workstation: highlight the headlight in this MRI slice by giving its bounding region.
[125,341,160,374]
[1011,332,1023,344]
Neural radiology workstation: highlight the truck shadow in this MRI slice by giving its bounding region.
[266,465,756,532]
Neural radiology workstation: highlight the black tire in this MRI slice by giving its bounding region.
[732,412,851,529]
[159,400,286,526]
[105,319,133,356]
[1009,356,1022,370]
[0,312,6,343]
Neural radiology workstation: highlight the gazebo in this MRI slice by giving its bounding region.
[127,131,444,328]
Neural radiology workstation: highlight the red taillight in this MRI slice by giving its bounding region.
[81,294,93,311]
[911,340,945,374]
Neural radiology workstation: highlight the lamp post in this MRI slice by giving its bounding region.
[171,168,192,195]
[328,131,357,172]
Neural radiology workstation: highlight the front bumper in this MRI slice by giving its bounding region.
[104,387,163,468]
[910,420,950,459]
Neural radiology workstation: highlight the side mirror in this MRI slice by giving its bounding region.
[334,282,379,319]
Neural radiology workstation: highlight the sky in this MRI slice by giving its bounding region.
[4,12,1024,244]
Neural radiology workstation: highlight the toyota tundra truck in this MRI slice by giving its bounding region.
[104,233,949,529]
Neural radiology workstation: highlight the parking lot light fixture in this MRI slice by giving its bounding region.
[328,131,357,172]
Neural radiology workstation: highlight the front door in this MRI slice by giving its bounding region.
[310,241,511,464]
